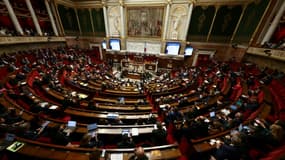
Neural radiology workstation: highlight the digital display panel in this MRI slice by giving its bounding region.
[109,39,121,51]
[165,42,180,55]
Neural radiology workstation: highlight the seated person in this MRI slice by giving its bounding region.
[129,146,149,160]
[0,104,7,117]
[2,108,29,133]
[117,133,135,148]
[244,90,259,111]
[50,124,79,148]
[269,122,285,145]
[211,131,243,160]
[80,133,103,148]
[151,122,167,146]
[4,108,24,125]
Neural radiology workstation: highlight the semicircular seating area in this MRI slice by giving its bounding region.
[0,47,285,160]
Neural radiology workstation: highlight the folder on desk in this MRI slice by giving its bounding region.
[122,129,130,136]
[110,153,123,160]
[131,128,139,136]
[40,102,49,108]
[107,113,119,119]
[87,123,98,132]
[49,105,58,110]
[6,141,24,152]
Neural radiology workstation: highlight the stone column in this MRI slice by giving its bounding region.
[230,4,247,43]
[102,2,109,37]
[74,8,82,35]
[45,0,58,36]
[207,5,219,42]
[119,0,125,38]
[182,1,194,40]
[3,0,24,35]
[89,8,95,33]
[162,0,171,40]
[26,0,42,36]
[119,0,126,51]
[261,0,285,45]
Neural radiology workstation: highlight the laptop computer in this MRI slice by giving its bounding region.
[122,129,130,137]
[230,105,238,111]
[0,133,15,151]
[87,123,98,135]
[63,121,77,133]
[210,111,215,118]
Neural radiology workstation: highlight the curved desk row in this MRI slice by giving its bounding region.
[43,85,152,111]
[64,107,157,121]
[10,137,181,160]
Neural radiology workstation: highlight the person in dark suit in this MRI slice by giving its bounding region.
[80,133,103,148]
[151,122,167,146]
[117,133,135,148]
[211,131,243,160]
[50,124,79,147]
[211,142,241,160]
[129,146,149,160]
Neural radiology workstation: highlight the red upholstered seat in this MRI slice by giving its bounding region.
[249,148,265,160]
[177,155,188,160]
[257,91,264,104]
[230,82,242,102]
[37,136,52,144]
[260,143,285,160]
[60,115,71,122]
[178,136,190,156]
[166,123,176,144]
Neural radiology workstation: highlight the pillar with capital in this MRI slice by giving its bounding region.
[26,0,42,36]
[102,1,110,38]
[3,0,24,35]
[74,8,82,35]
[261,0,285,45]
[182,0,195,40]
[231,3,247,43]
[119,0,126,51]
[45,0,58,36]
[162,0,171,40]
[207,5,219,42]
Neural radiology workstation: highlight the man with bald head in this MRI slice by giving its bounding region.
[129,146,149,160]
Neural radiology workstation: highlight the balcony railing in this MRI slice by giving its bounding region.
[247,47,285,62]
[0,36,66,45]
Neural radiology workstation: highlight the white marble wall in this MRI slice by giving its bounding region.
[126,41,145,53]
[126,41,161,54]
[146,42,161,54]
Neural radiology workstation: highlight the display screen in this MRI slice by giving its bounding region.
[109,39,121,51]
[165,42,180,55]
[184,46,193,56]
[102,41,106,49]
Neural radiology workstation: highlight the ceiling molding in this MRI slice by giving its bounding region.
[58,0,254,7]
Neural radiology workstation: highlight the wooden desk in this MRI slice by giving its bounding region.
[15,137,92,160]
[43,86,64,101]
[64,107,157,120]
[193,142,215,153]
[96,103,152,111]
[103,89,143,97]
[106,144,181,160]
[13,137,181,160]
[93,96,149,105]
